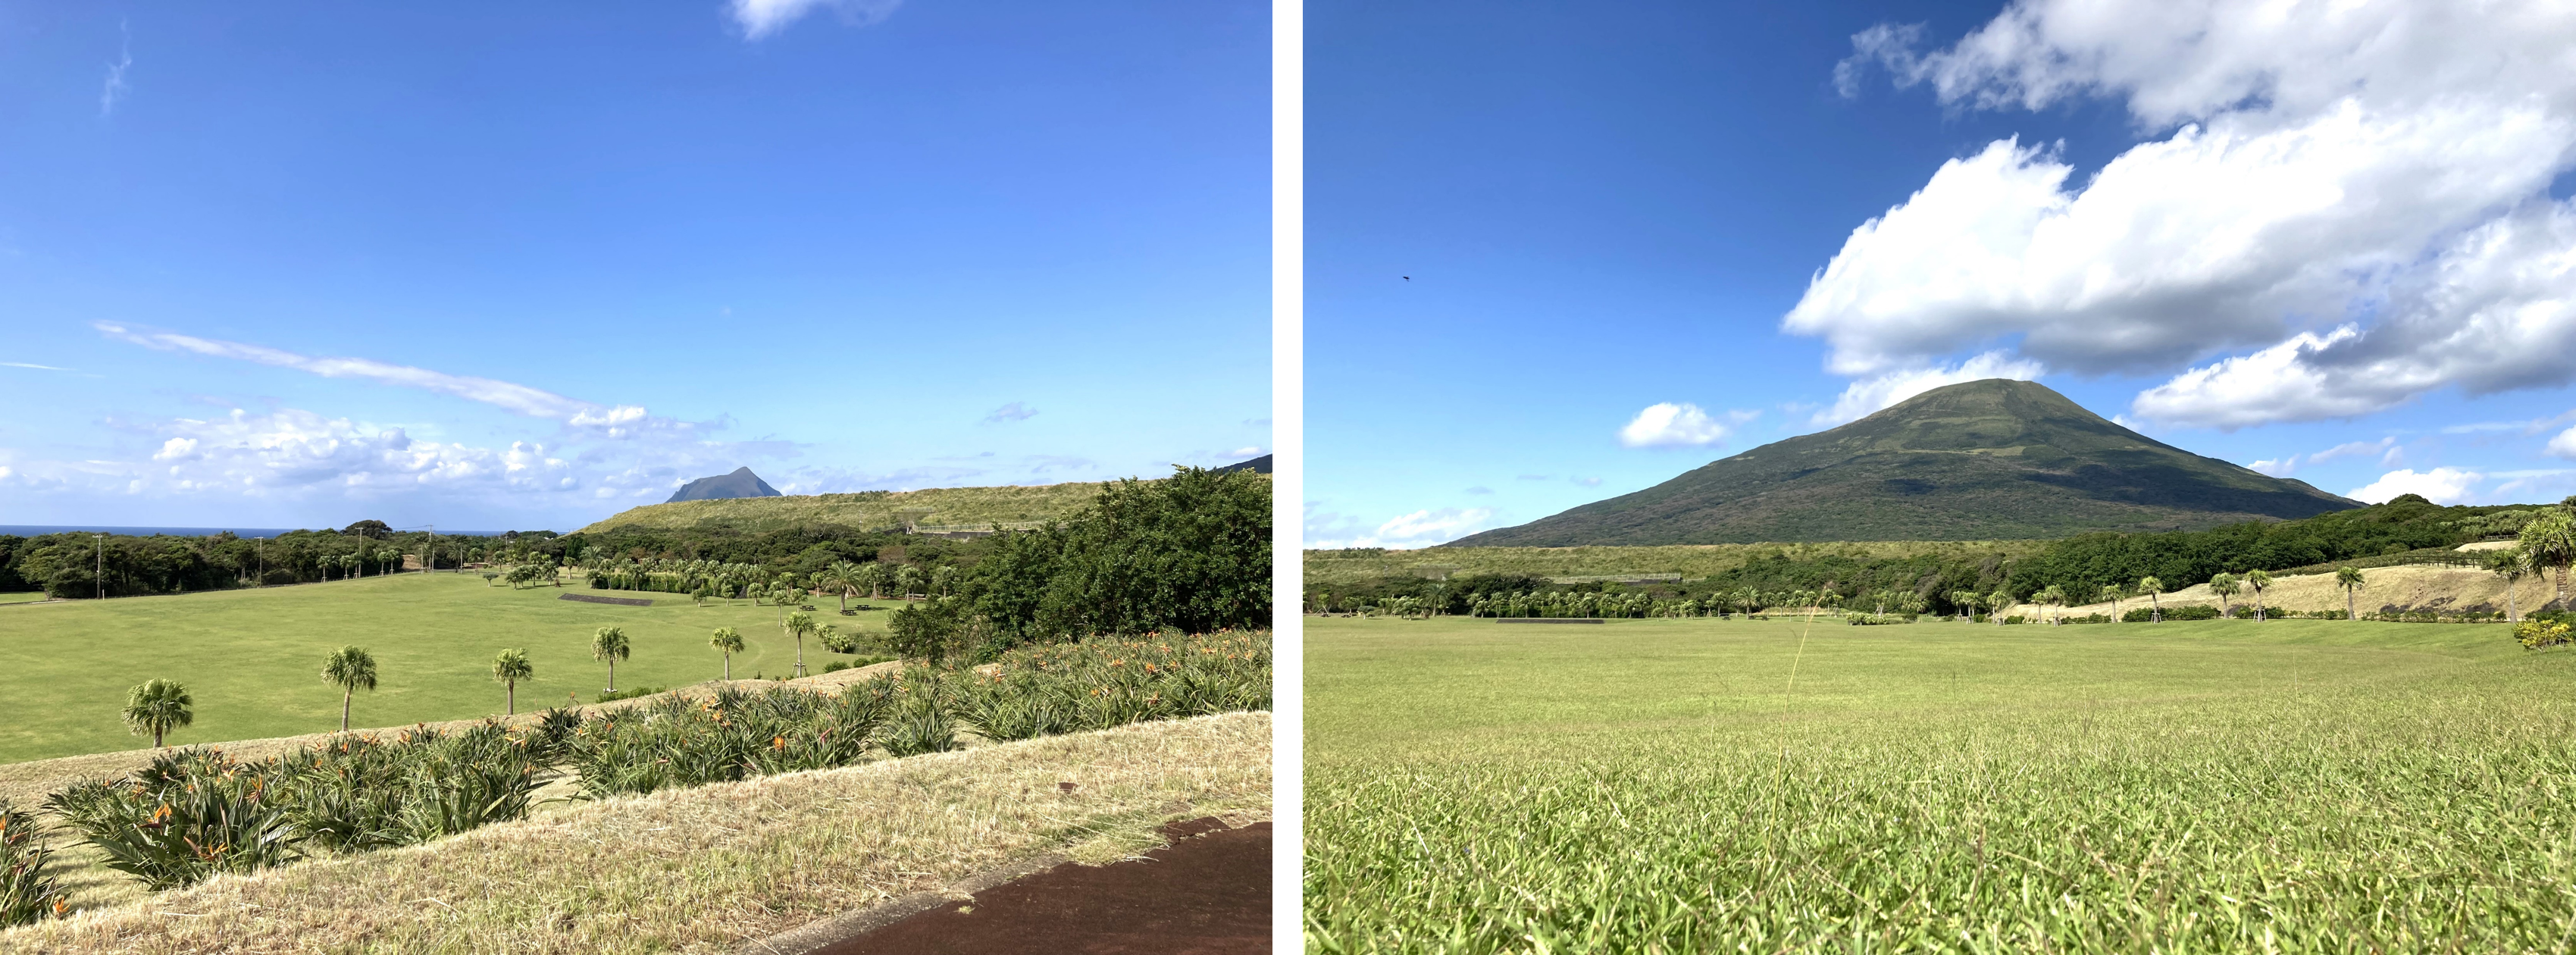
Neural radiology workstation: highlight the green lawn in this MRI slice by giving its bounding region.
[0,590,50,606]
[1306,614,2576,952]
[0,574,903,763]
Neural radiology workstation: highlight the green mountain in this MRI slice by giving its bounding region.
[1448,379,2358,546]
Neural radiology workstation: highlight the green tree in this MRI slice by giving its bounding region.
[894,565,925,600]
[121,678,193,748]
[592,626,630,691]
[857,562,888,600]
[2101,583,2128,623]
[2036,585,2067,625]
[2246,569,2274,621]
[321,645,377,732]
[2336,565,2366,621]
[887,596,966,665]
[783,611,815,677]
[2138,576,2165,622]
[2208,573,2240,617]
[491,649,534,715]
[2518,510,2576,608]
[481,571,500,587]
[2486,546,2534,622]
[1989,588,2013,625]
[820,561,862,612]
[710,627,744,680]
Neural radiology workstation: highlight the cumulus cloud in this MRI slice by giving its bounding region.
[1618,403,1754,448]
[2549,426,2576,459]
[731,0,901,39]
[1808,0,2576,428]
[1814,351,2042,426]
[2347,467,2484,505]
[2248,457,2294,478]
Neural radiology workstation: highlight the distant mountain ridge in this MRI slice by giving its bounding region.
[665,467,781,503]
[1449,379,2359,546]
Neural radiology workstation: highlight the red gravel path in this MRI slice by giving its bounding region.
[814,818,1272,955]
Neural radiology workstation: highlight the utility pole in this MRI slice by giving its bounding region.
[425,524,435,574]
[94,534,105,600]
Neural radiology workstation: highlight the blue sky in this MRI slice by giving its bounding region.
[0,0,1269,532]
[1307,0,2576,549]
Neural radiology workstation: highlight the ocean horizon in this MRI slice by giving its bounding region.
[0,526,527,539]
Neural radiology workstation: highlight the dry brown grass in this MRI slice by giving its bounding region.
[1,711,1270,954]
[2009,563,2552,619]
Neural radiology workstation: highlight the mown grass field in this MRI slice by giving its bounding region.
[0,573,902,764]
[1306,540,2048,588]
[1305,614,2576,952]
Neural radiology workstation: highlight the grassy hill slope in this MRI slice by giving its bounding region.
[1451,379,2358,546]
[1307,540,2052,589]
[580,481,1110,534]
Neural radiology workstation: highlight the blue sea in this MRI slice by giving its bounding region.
[0,526,521,539]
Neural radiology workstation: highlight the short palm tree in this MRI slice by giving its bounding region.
[822,561,862,612]
[593,626,630,691]
[2486,546,2533,622]
[2246,569,2274,621]
[491,648,534,715]
[711,627,745,680]
[1989,588,2014,625]
[122,678,193,747]
[2209,573,2240,618]
[784,612,815,677]
[2518,510,2576,609]
[895,565,925,600]
[2138,577,2165,622]
[2336,565,2365,621]
[2036,585,2067,625]
[321,645,377,732]
[858,562,888,600]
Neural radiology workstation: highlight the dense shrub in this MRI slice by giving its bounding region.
[45,722,550,892]
[2517,620,2572,649]
[955,631,1272,741]
[565,684,894,798]
[0,797,66,928]
[2120,604,2223,622]
[1845,614,1916,626]
[596,685,667,703]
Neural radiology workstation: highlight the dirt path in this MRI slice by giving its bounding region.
[812,818,1272,955]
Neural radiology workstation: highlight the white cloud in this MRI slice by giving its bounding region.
[2308,437,2397,465]
[1307,506,1498,550]
[1814,351,2042,426]
[2347,467,2484,505]
[2248,457,2295,478]
[731,0,901,39]
[2549,425,2576,459]
[1618,402,1752,448]
[981,402,1038,424]
[1809,0,2576,427]
[1,362,70,371]
[99,19,130,117]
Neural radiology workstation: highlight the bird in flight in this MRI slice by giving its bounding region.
[1401,276,1410,280]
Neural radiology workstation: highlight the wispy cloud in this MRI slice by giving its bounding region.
[2,362,71,371]
[981,401,1038,424]
[730,0,902,39]
[94,322,690,440]
[99,19,131,117]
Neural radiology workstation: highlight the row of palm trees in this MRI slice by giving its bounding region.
[117,620,857,748]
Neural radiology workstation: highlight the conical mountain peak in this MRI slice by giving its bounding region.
[1449,379,2355,546]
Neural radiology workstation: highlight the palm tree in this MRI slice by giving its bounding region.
[784,612,815,677]
[2138,577,2165,623]
[2102,583,2127,622]
[1989,588,2013,625]
[2246,569,2274,621]
[858,562,888,600]
[821,561,862,612]
[2036,585,2067,625]
[2485,546,2532,622]
[593,626,630,691]
[2518,510,2576,609]
[2335,566,2365,621]
[2209,573,2240,618]
[121,678,193,748]
[1946,590,1974,622]
[710,627,744,680]
[491,649,534,715]
[894,565,925,600]
[321,645,378,732]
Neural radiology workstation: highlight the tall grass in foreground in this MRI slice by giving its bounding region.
[1305,618,2576,953]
